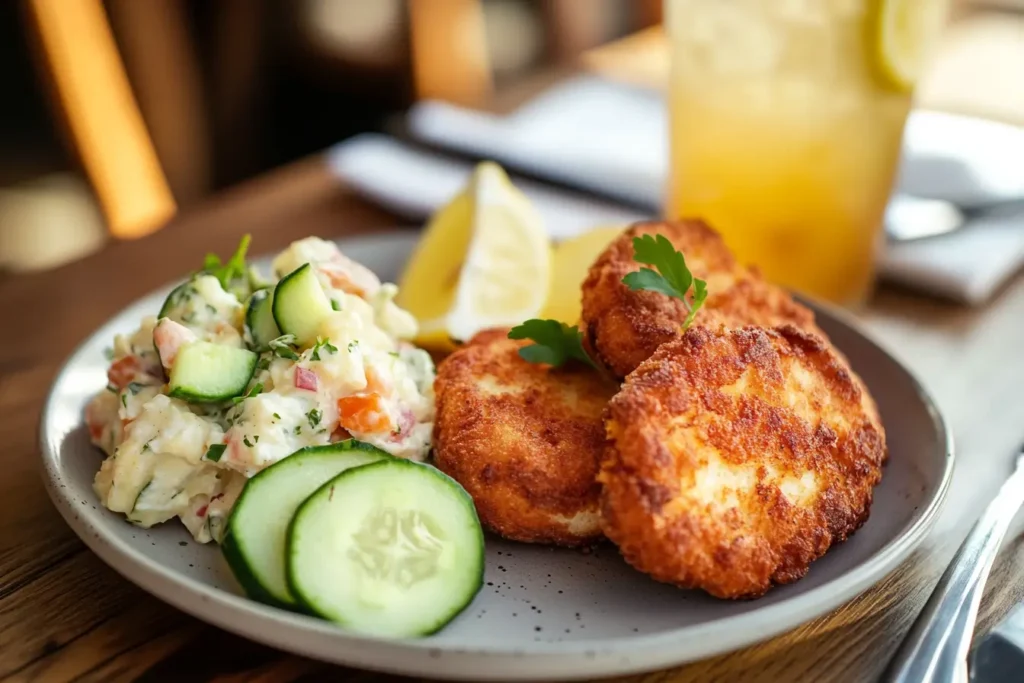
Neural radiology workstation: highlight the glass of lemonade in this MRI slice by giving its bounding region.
[665,0,949,305]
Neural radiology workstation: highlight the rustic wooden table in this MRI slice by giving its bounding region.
[2,155,1024,682]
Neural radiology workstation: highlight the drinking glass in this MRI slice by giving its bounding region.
[665,0,950,304]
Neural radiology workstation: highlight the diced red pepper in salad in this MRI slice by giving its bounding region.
[294,366,318,392]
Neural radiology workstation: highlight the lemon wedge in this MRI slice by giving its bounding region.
[397,162,551,349]
[868,0,948,93]
[541,226,624,325]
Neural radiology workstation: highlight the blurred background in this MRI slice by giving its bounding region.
[0,0,1021,273]
[0,0,663,270]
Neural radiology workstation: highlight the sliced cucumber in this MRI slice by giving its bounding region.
[153,316,199,370]
[272,264,332,347]
[287,459,485,637]
[222,441,390,607]
[245,289,280,351]
[167,341,257,402]
[158,279,197,320]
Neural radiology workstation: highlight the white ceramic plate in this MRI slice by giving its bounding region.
[41,232,953,681]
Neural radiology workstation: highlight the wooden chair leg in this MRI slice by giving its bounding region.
[107,0,212,207]
[408,0,492,107]
[24,0,176,239]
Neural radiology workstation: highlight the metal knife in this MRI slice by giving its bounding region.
[881,446,1024,683]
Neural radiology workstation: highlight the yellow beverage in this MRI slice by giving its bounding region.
[665,0,946,304]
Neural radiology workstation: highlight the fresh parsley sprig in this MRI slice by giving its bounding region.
[268,334,300,361]
[507,319,598,370]
[310,336,338,361]
[509,232,709,369]
[202,234,252,299]
[622,234,708,330]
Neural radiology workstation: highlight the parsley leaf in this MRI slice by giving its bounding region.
[203,234,251,298]
[310,337,337,361]
[204,444,227,462]
[622,234,708,331]
[232,382,264,404]
[307,408,322,429]
[508,319,597,369]
[268,334,299,361]
[622,267,682,299]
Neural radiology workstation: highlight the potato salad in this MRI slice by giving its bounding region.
[86,236,436,543]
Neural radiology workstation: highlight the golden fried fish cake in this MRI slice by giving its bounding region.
[580,220,820,378]
[434,329,618,546]
[600,324,886,599]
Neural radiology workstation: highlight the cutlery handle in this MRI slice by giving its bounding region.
[882,462,1024,683]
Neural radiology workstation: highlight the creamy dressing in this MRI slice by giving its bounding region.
[272,237,418,340]
[87,237,436,543]
[160,275,245,347]
[93,394,226,528]
[111,315,161,368]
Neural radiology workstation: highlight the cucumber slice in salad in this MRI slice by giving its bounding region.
[287,459,485,637]
[158,280,197,321]
[222,441,390,607]
[245,288,280,351]
[167,341,257,402]
[272,263,333,346]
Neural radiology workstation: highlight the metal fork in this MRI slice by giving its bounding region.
[882,447,1024,682]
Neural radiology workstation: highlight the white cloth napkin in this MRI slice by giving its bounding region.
[328,77,1024,305]
[327,134,648,240]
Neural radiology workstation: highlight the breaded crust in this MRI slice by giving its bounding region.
[600,324,887,598]
[580,220,820,378]
[434,329,618,546]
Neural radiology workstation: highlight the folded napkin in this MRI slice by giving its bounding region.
[327,133,648,240]
[328,77,1024,305]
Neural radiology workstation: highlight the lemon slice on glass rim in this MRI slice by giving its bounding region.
[397,162,551,350]
[868,0,949,93]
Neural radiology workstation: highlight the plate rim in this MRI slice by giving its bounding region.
[38,231,955,680]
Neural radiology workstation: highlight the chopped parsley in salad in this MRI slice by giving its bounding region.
[87,236,436,544]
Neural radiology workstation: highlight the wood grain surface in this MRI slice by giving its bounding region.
[2,157,1024,683]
